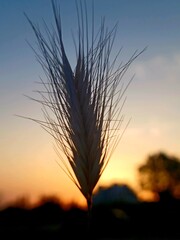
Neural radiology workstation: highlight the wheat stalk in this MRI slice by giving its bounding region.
[24,0,145,214]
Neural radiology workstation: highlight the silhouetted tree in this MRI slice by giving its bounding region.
[138,152,180,201]
[10,196,31,209]
[35,194,61,207]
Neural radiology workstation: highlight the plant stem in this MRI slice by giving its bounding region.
[87,194,92,236]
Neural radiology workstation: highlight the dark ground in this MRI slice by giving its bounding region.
[0,198,179,239]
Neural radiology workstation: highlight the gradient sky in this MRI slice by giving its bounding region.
[1,0,180,207]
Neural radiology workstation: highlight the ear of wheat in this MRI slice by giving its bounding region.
[24,0,145,211]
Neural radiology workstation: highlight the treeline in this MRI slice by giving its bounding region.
[0,192,179,239]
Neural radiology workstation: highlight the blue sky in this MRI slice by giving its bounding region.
[0,0,180,206]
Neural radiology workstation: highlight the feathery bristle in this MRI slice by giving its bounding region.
[25,0,146,205]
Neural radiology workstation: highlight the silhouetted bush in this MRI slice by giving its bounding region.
[0,194,179,239]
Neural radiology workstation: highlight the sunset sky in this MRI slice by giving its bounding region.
[1,0,180,208]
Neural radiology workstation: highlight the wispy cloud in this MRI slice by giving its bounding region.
[133,53,180,85]
[123,53,180,156]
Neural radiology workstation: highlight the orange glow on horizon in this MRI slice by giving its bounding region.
[0,148,144,209]
[1,138,179,209]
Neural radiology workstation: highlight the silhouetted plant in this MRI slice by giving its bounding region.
[23,0,145,216]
